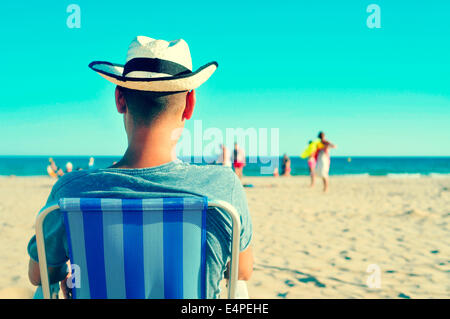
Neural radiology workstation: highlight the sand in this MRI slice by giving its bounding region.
[0,175,449,299]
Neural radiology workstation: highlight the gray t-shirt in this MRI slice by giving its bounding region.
[27,159,252,299]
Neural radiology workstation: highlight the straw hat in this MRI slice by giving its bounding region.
[89,36,218,92]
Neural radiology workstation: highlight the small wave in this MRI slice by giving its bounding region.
[386,173,422,178]
[335,173,370,177]
[428,173,450,178]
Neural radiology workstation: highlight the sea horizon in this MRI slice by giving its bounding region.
[1,155,449,177]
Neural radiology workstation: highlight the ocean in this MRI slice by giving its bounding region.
[0,156,449,177]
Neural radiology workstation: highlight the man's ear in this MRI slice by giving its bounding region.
[182,90,196,120]
[115,86,127,114]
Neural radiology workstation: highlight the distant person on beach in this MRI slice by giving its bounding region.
[217,144,232,167]
[46,165,57,178]
[233,142,246,179]
[273,167,279,177]
[88,157,95,169]
[65,162,73,174]
[27,36,253,299]
[46,158,58,178]
[46,158,66,178]
[307,140,317,187]
[281,154,291,177]
[48,160,74,178]
[316,131,336,192]
[56,168,64,177]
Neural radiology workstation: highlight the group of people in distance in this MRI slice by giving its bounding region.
[46,157,95,178]
[217,131,336,190]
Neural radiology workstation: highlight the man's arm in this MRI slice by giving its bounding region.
[28,259,41,286]
[228,172,253,280]
[28,259,68,286]
[323,139,337,149]
[238,246,253,281]
[226,246,253,281]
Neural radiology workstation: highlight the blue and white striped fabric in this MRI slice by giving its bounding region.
[59,197,208,299]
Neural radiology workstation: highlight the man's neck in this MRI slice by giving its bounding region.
[114,126,178,169]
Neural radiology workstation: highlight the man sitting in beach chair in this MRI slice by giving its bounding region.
[26,36,253,299]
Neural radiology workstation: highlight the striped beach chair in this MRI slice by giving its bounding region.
[35,197,242,299]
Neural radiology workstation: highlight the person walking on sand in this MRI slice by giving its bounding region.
[306,141,317,187]
[217,144,232,167]
[281,154,291,177]
[233,142,246,179]
[316,131,336,192]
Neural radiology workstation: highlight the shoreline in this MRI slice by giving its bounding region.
[1,173,450,178]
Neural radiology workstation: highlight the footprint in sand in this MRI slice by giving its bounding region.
[403,209,429,217]
[11,275,20,282]
[297,276,326,288]
[284,279,295,287]
[277,292,288,298]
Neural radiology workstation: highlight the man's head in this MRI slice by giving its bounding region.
[318,131,325,140]
[115,86,196,137]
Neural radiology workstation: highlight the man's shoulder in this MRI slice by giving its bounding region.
[181,163,236,180]
[48,162,240,201]
[174,162,240,193]
[51,170,92,194]
[53,171,89,190]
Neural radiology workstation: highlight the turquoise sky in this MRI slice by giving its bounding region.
[1,1,449,156]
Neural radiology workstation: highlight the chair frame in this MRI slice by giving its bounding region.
[35,199,241,299]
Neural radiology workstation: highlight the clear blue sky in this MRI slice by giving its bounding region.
[1,1,449,156]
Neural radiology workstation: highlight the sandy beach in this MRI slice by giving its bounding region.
[0,175,448,299]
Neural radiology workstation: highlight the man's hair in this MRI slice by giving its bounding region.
[118,86,187,126]
[318,131,324,139]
